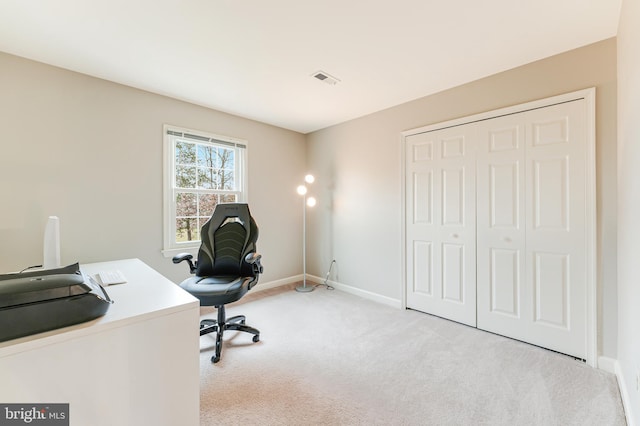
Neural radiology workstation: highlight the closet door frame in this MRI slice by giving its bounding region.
[400,88,596,367]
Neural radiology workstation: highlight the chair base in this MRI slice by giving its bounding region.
[200,305,260,363]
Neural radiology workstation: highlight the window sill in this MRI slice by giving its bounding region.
[161,246,198,259]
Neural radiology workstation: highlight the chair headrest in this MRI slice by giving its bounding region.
[196,203,258,276]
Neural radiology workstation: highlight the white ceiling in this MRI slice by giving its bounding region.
[0,0,622,134]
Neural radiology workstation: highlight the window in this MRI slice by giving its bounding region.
[163,125,247,255]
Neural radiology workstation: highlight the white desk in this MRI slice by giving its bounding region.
[0,258,200,426]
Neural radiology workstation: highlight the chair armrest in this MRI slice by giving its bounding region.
[172,253,196,274]
[244,253,261,264]
[244,253,263,274]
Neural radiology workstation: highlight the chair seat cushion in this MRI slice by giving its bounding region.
[179,275,251,306]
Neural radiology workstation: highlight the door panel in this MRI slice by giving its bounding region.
[412,241,432,296]
[413,171,433,224]
[476,114,527,340]
[533,157,569,230]
[477,100,587,359]
[442,243,464,303]
[524,101,586,357]
[406,127,476,327]
[490,248,520,317]
[490,163,519,228]
[534,251,569,328]
[442,167,464,225]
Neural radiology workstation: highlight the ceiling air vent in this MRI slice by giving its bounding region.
[311,70,340,85]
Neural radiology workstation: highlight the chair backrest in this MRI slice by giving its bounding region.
[195,203,259,279]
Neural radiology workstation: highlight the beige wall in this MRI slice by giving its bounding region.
[0,52,307,285]
[306,38,618,358]
[617,0,640,421]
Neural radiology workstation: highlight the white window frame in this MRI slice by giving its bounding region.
[162,124,248,257]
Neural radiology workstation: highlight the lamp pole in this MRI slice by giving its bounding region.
[296,174,315,292]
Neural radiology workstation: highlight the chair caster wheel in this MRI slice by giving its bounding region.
[212,355,220,363]
[252,335,260,343]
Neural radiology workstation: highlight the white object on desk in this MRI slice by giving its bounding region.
[95,269,127,285]
[0,258,200,426]
[43,215,61,269]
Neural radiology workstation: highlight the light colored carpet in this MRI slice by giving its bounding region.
[198,283,626,425]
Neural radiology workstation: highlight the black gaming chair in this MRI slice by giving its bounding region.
[173,203,263,363]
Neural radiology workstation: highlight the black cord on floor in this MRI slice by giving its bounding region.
[314,282,335,290]
[316,260,336,290]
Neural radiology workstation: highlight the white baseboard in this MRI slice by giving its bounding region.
[251,274,402,309]
[599,356,635,426]
[307,274,402,308]
[255,274,402,308]
[598,356,618,374]
[187,270,393,297]
[253,274,302,292]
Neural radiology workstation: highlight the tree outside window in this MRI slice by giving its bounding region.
[164,126,247,252]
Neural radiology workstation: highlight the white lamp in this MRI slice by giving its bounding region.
[296,174,316,292]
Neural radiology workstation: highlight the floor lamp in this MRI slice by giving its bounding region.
[296,174,316,292]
